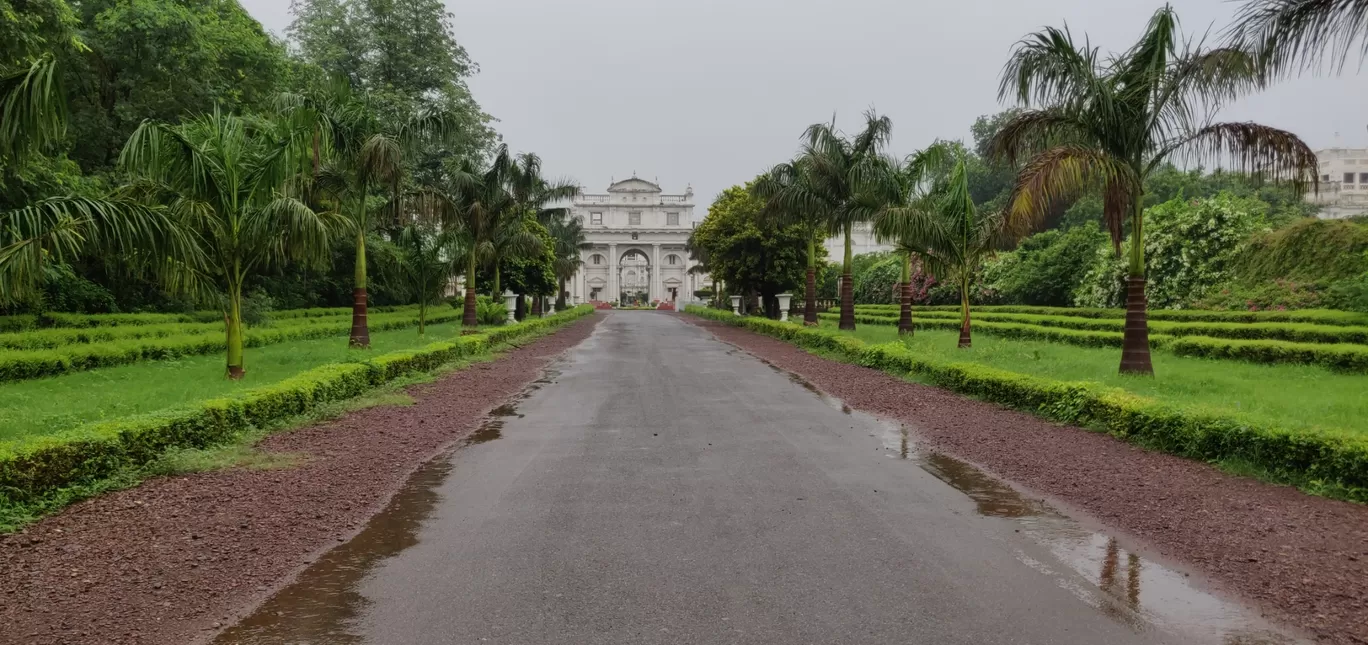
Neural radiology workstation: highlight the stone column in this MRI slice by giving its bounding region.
[608,243,618,304]
[651,243,661,302]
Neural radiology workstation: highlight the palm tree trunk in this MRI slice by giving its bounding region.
[556,279,567,311]
[532,293,543,317]
[898,252,914,336]
[515,292,526,321]
[492,265,501,298]
[957,276,972,348]
[418,299,426,336]
[462,254,479,328]
[839,221,855,331]
[349,230,371,349]
[1120,197,1154,375]
[226,283,245,380]
[804,232,818,326]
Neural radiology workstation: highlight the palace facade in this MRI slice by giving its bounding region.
[569,177,708,305]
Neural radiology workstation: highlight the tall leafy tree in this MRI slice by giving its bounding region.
[288,0,495,161]
[1228,0,1368,75]
[119,109,340,379]
[284,77,458,348]
[389,222,461,336]
[787,110,892,330]
[988,6,1318,374]
[754,154,831,326]
[547,213,586,311]
[691,183,818,318]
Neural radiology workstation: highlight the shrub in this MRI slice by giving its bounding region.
[985,224,1107,307]
[475,295,508,326]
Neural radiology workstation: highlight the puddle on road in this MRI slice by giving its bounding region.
[212,452,457,645]
[764,361,1302,644]
[213,389,532,644]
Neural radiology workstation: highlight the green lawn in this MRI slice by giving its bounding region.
[0,320,465,442]
[832,322,1368,437]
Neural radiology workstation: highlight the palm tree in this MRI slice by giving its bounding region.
[0,57,204,308]
[1228,0,1368,75]
[391,223,462,336]
[548,213,586,311]
[988,6,1318,374]
[684,233,718,308]
[753,154,831,326]
[416,146,543,327]
[120,109,339,379]
[875,143,1021,348]
[790,110,893,330]
[509,152,577,315]
[282,78,458,348]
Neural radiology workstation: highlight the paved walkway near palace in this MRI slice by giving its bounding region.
[218,311,1302,645]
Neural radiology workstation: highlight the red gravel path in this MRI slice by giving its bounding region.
[0,315,600,645]
[693,318,1368,645]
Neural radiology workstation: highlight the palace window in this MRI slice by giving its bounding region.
[1346,173,1356,184]
[590,212,603,225]
[629,211,642,225]
[1361,173,1368,184]
[667,212,679,226]
[666,254,680,265]
[1324,174,1331,182]
[591,254,604,265]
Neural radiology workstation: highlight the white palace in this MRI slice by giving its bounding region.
[568,177,708,305]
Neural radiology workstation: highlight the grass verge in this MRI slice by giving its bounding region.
[0,306,593,531]
[691,306,1368,503]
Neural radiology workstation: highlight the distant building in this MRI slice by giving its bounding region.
[569,177,709,305]
[1307,147,1368,219]
[822,222,893,259]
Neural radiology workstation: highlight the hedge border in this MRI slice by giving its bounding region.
[693,306,1368,500]
[0,306,594,504]
[825,312,1368,373]
[844,304,1368,327]
[0,308,465,383]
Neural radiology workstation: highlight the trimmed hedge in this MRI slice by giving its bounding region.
[0,304,419,332]
[0,306,594,505]
[848,304,1368,327]
[851,309,1368,346]
[0,308,466,383]
[830,312,1368,372]
[691,305,1368,500]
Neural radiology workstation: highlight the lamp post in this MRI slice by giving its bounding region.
[503,291,518,324]
[777,293,792,322]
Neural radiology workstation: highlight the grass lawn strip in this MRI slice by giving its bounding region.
[0,319,472,443]
[0,307,458,383]
[822,312,1368,372]
[0,306,594,515]
[692,306,1368,502]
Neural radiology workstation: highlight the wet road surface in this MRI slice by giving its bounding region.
[217,312,1303,645]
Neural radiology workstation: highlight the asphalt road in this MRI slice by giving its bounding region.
[221,311,1299,645]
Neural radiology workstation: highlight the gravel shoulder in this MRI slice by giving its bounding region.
[691,317,1368,645]
[0,315,600,645]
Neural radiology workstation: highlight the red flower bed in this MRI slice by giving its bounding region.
[656,302,675,311]
[591,301,614,310]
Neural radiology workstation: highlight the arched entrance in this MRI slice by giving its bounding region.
[617,249,651,305]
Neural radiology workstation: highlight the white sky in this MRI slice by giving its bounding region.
[241,0,1367,206]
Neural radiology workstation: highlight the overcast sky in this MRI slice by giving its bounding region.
[241,0,1365,209]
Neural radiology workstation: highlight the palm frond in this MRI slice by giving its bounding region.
[1002,146,1139,244]
[999,24,1103,106]
[0,55,67,164]
[1227,0,1368,76]
[1155,121,1319,192]
[986,108,1091,165]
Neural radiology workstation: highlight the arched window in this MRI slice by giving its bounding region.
[666,254,681,265]
[591,254,605,265]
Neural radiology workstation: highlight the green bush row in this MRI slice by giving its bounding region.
[0,308,465,383]
[0,306,594,505]
[0,306,408,351]
[691,306,1368,500]
[827,312,1368,373]
[0,304,421,333]
[846,304,1368,327]
[866,309,1368,346]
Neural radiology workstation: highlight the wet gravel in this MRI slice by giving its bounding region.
[694,318,1368,645]
[0,315,600,645]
